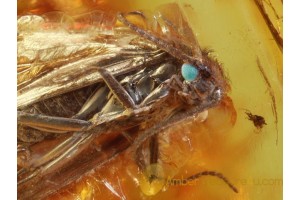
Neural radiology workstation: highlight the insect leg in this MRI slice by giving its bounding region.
[99,67,137,109]
[149,134,159,165]
[148,134,160,183]
[134,134,159,176]
[134,99,219,160]
[73,86,110,120]
[18,111,92,133]
[133,104,238,192]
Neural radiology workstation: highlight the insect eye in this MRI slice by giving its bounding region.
[181,63,199,81]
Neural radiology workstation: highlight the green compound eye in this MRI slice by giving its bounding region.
[181,63,199,81]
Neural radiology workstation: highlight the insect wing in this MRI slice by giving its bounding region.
[17,11,164,109]
[132,3,203,60]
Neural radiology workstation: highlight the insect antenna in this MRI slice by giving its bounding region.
[117,12,210,77]
[185,170,238,193]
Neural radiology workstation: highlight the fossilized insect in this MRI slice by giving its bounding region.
[245,110,267,130]
[17,3,237,199]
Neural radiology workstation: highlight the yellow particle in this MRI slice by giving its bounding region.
[80,182,94,200]
[139,164,166,196]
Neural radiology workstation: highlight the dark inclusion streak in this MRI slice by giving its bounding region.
[254,0,283,52]
[263,0,281,20]
[257,59,279,144]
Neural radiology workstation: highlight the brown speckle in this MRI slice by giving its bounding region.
[245,111,267,129]
[184,3,194,10]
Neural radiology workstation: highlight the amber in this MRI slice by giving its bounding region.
[18,0,282,200]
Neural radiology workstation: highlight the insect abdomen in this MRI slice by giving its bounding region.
[23,83,99,119]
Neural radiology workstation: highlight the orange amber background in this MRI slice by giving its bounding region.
[18,0,283,200]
